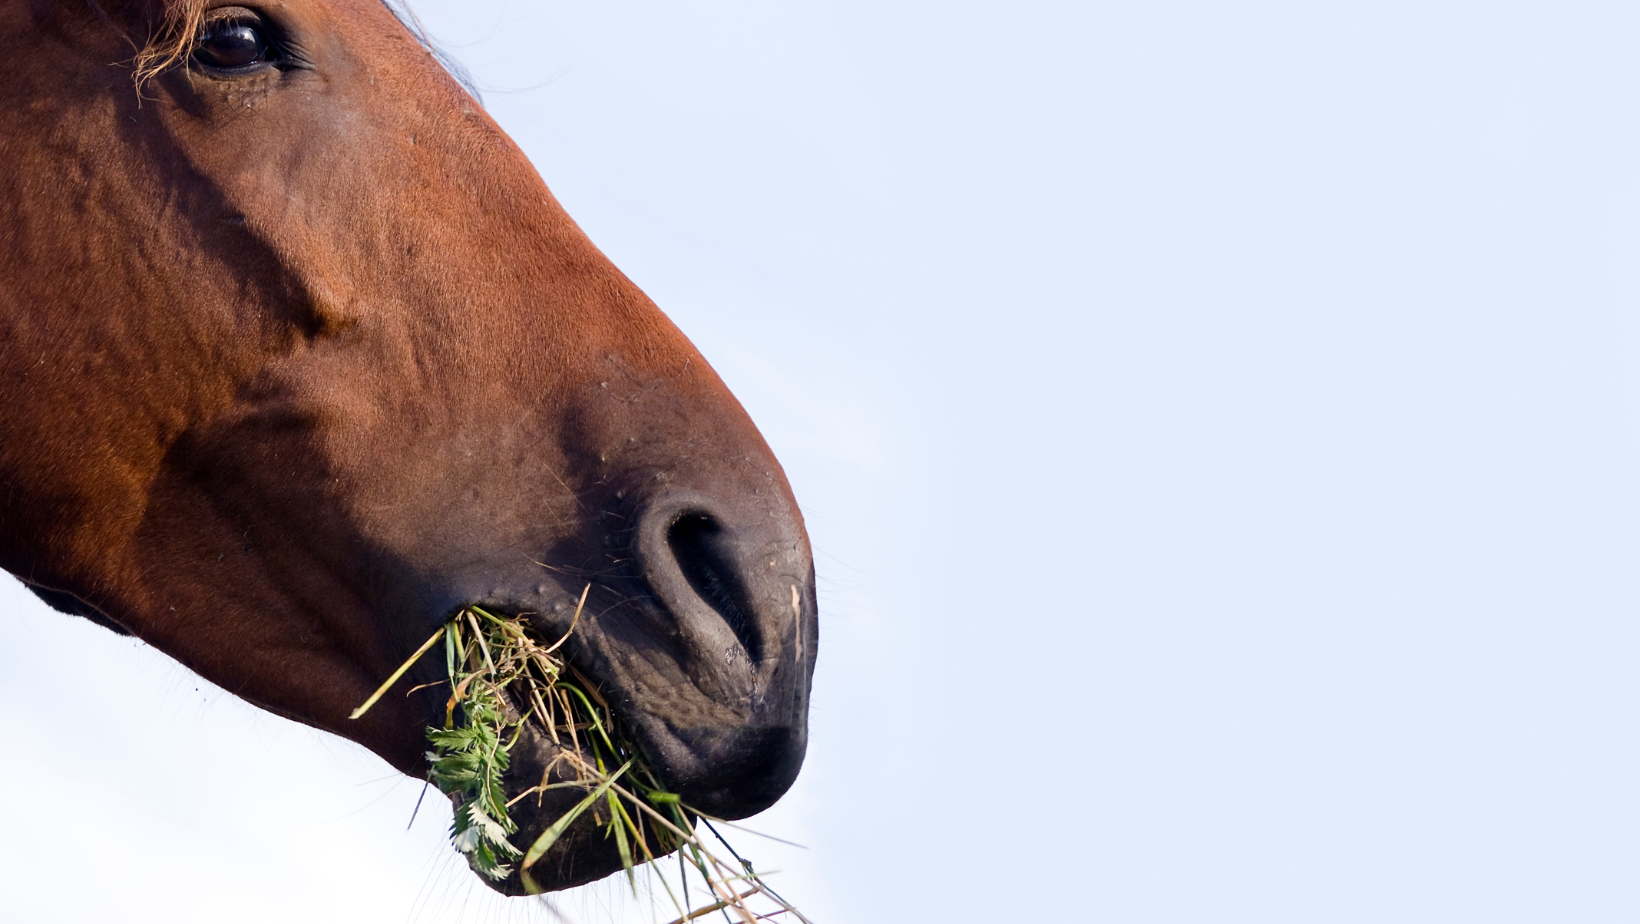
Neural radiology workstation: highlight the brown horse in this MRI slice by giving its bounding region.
[0,0,815,894]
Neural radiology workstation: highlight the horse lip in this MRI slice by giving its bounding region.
[426,624,634,894]
[474,709,805,894]
[600,647,808,820]
[451,603,801,858]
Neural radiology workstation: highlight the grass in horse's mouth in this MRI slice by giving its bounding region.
[350,589,809,924]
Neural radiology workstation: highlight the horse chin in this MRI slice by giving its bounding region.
[463,654,809,894]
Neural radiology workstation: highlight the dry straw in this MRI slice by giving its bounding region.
[352,587,811,923]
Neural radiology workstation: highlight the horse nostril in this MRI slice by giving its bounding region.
[666,514,763,663]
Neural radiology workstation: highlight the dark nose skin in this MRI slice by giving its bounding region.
[631,490,816,818]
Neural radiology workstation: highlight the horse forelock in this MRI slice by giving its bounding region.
[102,0,480,101]
[128,0,204,84]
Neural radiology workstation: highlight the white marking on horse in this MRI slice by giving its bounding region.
[791,584,802,662]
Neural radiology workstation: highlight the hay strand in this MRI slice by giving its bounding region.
[348,626,444,720]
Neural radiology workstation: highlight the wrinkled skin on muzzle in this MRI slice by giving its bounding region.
[0,0,815,892]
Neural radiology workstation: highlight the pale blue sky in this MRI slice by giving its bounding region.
[5,1,1639,921]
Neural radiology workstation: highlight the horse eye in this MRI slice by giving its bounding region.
[193,17,274,71]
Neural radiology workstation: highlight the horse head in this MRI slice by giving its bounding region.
[0,0,815,892]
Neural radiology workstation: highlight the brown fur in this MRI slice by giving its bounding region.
[0,0,815,893]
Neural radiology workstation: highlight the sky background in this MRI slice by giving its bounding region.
[5,1,1640,921]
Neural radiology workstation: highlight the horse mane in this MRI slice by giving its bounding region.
[121,0,480,100]
[377,0,482,100]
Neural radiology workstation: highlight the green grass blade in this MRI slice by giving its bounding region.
[520,759,633,871]
[558,681,616,751]
[608,788,636,894]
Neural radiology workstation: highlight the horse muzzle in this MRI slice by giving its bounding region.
[431,478,816,892]
[622,488,815,819]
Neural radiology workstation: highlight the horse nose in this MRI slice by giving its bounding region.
[635,490,810,694]
[633,489,814,817]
